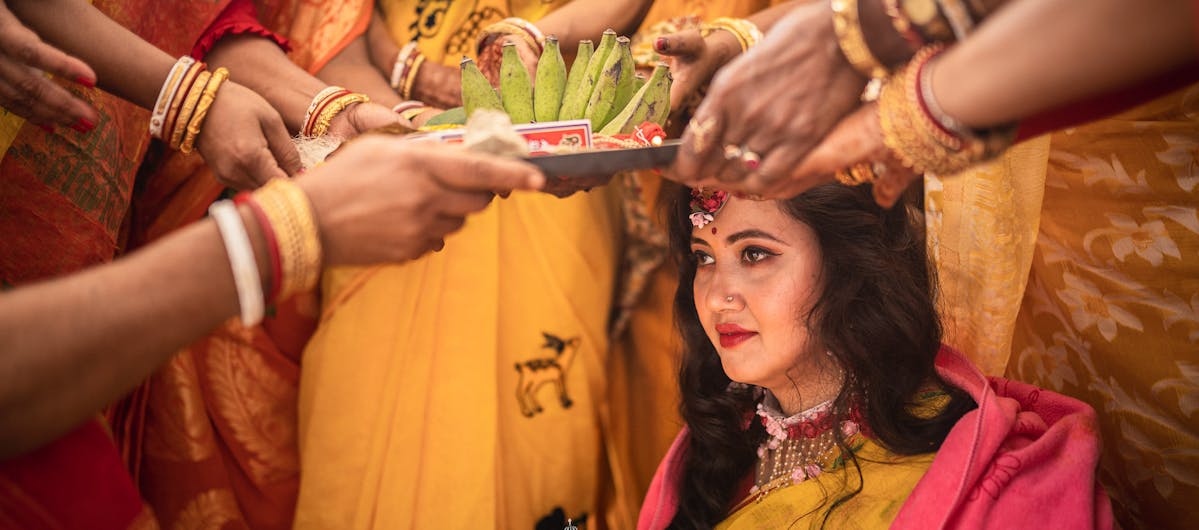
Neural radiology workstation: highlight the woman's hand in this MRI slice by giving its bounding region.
[410,61,462,109]
[326,101,406,137]
[297,137,545,264]
[652,27,741,132]
[670,1,865,194]
[196,81,302,190]
[0,0,98,130]
[477,35,539,86]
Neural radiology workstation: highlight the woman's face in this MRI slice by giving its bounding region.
[690,197,824,392]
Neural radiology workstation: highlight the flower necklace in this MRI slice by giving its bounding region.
[749,397,861,503]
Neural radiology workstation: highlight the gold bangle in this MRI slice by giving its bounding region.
[701,18,764,53]
[311,92,370,137]
[831,0,889,79]
[253,178,322,299]
[171,70,211,150]
[477,18,544,57]
[401,54,426,102]
[163,61,203,145]
[878,44,1010,179]
[180,67,228,154]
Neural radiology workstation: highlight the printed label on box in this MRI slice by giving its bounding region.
[412,119,592,156]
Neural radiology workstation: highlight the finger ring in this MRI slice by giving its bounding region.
[688,117,717,154]
[739,148,761,170]
[723,144,743,161]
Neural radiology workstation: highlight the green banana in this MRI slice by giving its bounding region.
[425,106,467,126]
[533,36,566,122]
[602,36,635,127]
[584,36,629,131]
[499,42,534,124]
[643,63,673,127]
[585,29,617,88]
[631,72,647,95]
[461,56,502,119]
[597,62,672,135]
[557,39,592,120]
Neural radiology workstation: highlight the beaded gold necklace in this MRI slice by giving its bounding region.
[749,398,861,503]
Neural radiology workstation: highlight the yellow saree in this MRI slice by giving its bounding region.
[716,438,933,530]
[930,84,1199,530]
[293,3,621,529]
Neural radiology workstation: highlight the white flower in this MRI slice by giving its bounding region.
[689,212,713,228]
[1155,133,1199,192]
[1105,213,1181,266]
[1055,272,1143,342]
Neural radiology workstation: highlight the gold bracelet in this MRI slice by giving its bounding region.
[163,61,203,145]
[180,67,229,154]
[701,17,764,53]
[831,0,889,79]
[170,69,211,150]
[401,54,426,102]
[878,45,1011,179]
[253,178,322,299]
[311,92,371,137]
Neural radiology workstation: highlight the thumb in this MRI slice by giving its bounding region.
[655,29,704,58]
[261,113,302,176]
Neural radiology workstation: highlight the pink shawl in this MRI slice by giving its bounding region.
[637,347,1114,529]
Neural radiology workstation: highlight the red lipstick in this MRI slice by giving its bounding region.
[715,323,757,348]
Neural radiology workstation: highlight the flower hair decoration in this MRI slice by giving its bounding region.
[689,188,730,228]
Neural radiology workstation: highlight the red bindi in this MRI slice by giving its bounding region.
[711,227,717,235]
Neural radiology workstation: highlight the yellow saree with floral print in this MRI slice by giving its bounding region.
[928,84,1199,530]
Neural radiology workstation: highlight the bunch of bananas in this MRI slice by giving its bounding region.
[459,29,672,135]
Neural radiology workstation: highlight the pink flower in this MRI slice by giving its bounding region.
[804,464,823,479]
[791,466,807,482]
[841,420,859,437]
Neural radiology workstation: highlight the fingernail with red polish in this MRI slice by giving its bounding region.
[72,118,95,133]
[74,76,95,88]
[655,37,668,53]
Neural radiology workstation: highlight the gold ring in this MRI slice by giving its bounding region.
[688,116,717,154]
[723,144,743,161]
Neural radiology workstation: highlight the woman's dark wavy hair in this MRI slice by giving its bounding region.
[664,183,976,529]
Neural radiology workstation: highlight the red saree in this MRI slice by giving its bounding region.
[111,2,371,529]
[0,2,234,528]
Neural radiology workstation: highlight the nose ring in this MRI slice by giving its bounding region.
[725,296,734,302]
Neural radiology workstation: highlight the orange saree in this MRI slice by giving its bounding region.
[0,2,233,528]
[110,2,372,529]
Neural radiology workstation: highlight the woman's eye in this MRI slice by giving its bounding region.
[742,246,775,264]
[692,250,715,266]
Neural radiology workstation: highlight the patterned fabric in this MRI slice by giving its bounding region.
[377,0,568,64]
[639,349,1113,530]
[930,84,1199,530]
[0,2,234,528]
[111,2,372,530]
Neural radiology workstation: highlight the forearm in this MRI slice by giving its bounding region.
[935,0,1197,128]
[205,35,328,133]
[0,208,268,458]
[319,33,403,109]
[536,0,654,53]
[8,0,174,109]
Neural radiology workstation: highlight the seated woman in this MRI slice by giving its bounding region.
[638,184,1114,529]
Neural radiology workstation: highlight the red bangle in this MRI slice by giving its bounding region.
[234,192,282,303]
